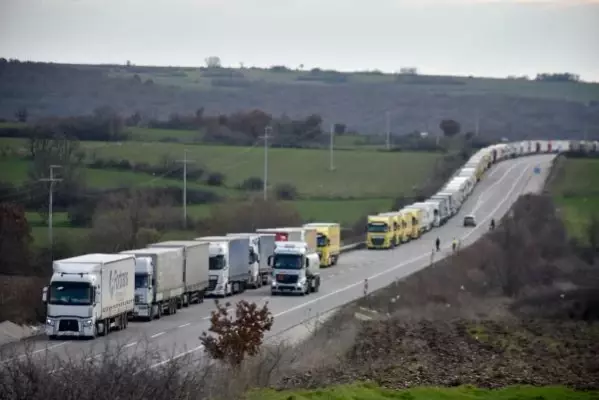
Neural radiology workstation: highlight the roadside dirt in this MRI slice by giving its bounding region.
[277,194,599,390]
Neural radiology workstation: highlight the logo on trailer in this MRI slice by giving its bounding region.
[275,232,288,241]
[109,270,129,298]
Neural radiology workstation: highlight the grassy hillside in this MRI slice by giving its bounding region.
[1,61,597,139]
[550,157,599,243]
[0,138,439,199]
[1,131,443,247]
[250,384,598,400]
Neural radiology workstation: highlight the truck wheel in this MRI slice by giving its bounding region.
[314,277,320,293]
[123,314,128,330]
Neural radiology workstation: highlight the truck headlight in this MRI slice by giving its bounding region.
[46,318,55,326]
[271,281,277,287]
[82,319,93,327]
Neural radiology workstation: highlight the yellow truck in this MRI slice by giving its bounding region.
[398,213,411,243]
[366,215,395,249]
[377,212,403,247]
[303,223,341,267]
[400,208,422,239]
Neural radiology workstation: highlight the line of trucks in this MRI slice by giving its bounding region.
[365,139,583,249]
[41,138,589,340]
[42,223,341,339]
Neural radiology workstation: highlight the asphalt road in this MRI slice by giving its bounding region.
[0,154,556,371]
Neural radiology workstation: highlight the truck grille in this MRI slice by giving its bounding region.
[371,238,385,246]
[275,274,298,284]
[134,294,141,303]
[58,319,79,332]
[208,279,218,291]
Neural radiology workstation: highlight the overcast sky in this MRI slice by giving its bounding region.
[1,0,598,81]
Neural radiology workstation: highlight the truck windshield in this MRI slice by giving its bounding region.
[209,255,226,270]
[367,223,388,233]
[316,234,328,247]
[135,274,149,288]
[49,282,92,306]
[273,254,303,270]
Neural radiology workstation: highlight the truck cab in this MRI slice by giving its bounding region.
[44,262,100,338]
[400,208,421,239]
[377,212,403,246]
[200,238,232,297]
[303,222,341,267]
[366,215,394,249]
[269,241,320,295]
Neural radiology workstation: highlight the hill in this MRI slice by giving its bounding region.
[1,60,598,140]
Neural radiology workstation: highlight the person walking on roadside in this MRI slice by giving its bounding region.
[452,237,458,253]
[435,237,441,252]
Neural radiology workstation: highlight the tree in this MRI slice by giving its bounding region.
[25,132,85,222]
[205,56,222,68]
[200,299,274,367]
[86,189,174,252]
[439,119,461,137]
[0,202,32,275]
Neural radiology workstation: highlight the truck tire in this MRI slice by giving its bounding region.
[313,277,321,293]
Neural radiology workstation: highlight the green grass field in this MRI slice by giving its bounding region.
[0,138,440,198]
[249,383,599,400]
[2,133,434,247]
[551,157,599,242]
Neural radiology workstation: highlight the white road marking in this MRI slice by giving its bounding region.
[124,342,137,348]
[178,323,190,328]
[150,332,165,339]
[149,157,543,369]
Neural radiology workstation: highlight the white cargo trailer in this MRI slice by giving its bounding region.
[256,227,317,253]
[42,253,135,339]
[195,236,251,297]
[148,240,209,306]
[120,247,185,321]
[227,232,276,287]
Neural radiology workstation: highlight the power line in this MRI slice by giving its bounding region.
[39,165,62,258]
[176,149,195,230]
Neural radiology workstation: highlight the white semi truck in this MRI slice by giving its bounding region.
[148,240,210,307]
[120,247,185,320]
[226,232,276,288]
[195,236,250,297]
[42,253,135,339]
[269,241,321,295]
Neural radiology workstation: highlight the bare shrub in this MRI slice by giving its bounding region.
[200,300,274,367]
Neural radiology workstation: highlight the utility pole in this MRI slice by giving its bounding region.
[39,165,62,256]
[177,149,194,229]
[329,123,335,171]
[385,111,391,150]
[260,126,272,201]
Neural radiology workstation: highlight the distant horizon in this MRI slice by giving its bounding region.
[1,0,597,83]
[2,57,596,84]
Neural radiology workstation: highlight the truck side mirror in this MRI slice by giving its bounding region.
[95,288,101,304]
[267,256,273,267]
[42,286,48,304]
[305,258,310,267]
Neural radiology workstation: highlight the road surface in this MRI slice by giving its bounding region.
[0,154,556,371]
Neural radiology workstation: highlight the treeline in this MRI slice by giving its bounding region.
[0,106,346,148]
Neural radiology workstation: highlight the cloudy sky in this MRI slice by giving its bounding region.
[1,0,598,81]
